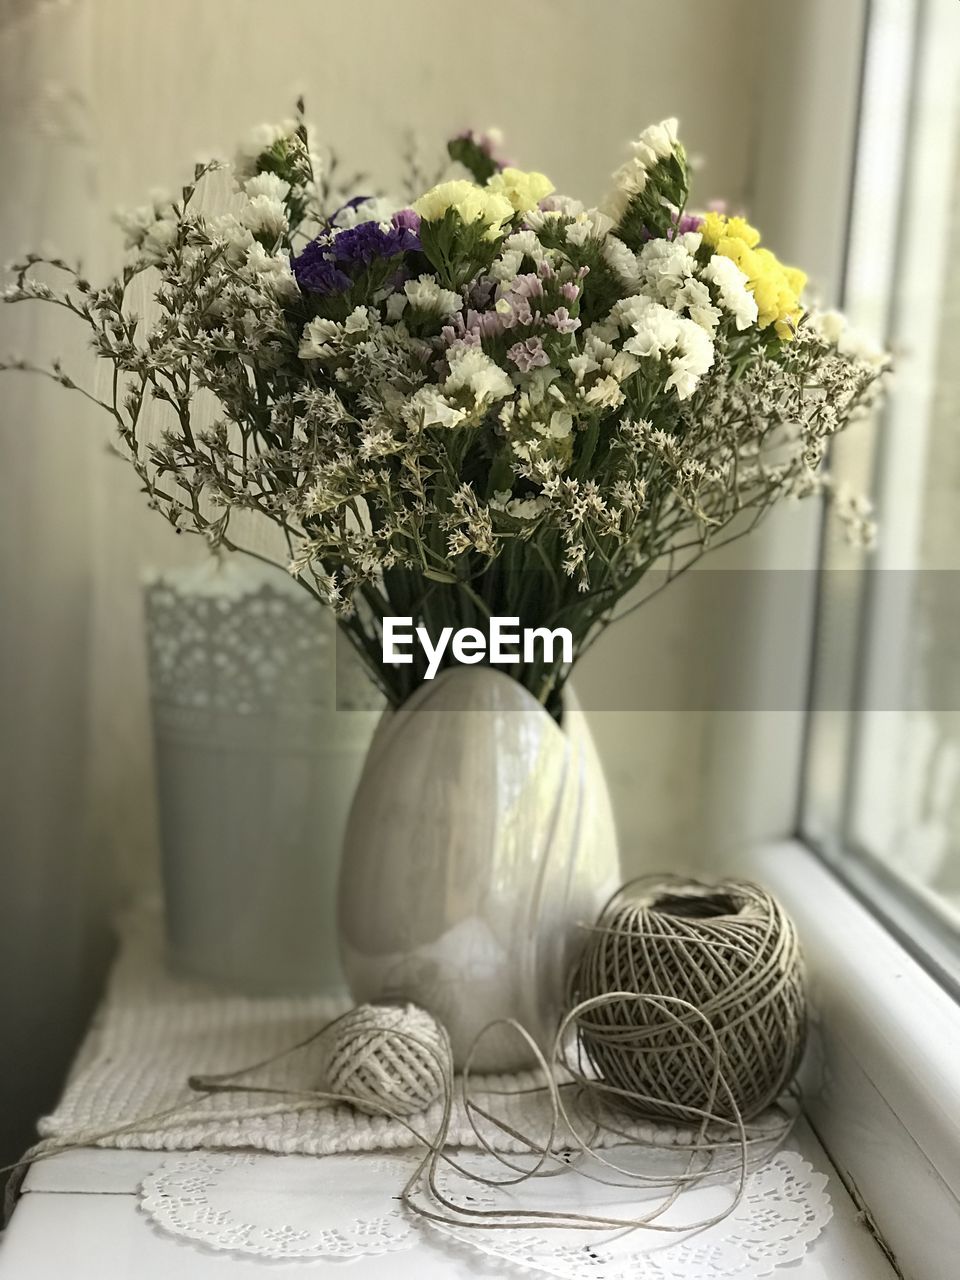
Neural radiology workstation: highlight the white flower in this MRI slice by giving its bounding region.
[115,204,159,247]
[604,351,641,382]
[543,194,586,217]
[245,242,298,301]
[243,172,291,203]
[444,348,514,404]
[565,206,614,247]
[583,375,625,410]
[632,118,679,160]
[812,309,846,346]
[240,194,288,242]
[508,496,548,518]
[234,119,298,179]
[403,387,466,429]
[206,213,255,262]
[623,304,683,359]
[403,274,462,316]
[811,309,887,367]
[299,316,342,359]
[344,306,371,334]
[675,278,721,333]
[666,318,714,399]
[545,410,573,439]
[701,254,758,330]
[385,293,407,321]
[636,236,699,303]
[141,216,178,265]
[602,235,639,287]
[503,228,548,263]
[601,156,648,223]
[489,249,524,282]
[568,352,600,385]
[622,303,714,399]
[583,331,617,364]
[610,295,655,330]
[601,120,679,223]
[665,363,700,399]
[564,220,590,249]
[333,196,401,229]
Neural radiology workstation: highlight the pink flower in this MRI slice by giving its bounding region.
[546,307,580,335]
[508,337,550,372]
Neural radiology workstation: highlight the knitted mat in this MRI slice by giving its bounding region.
[39,915,786,1157]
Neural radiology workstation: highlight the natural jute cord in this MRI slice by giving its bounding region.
[568,874,807,1122]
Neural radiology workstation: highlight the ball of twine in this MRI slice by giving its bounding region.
[568,876,806,1123]
[324,1003,448,1117]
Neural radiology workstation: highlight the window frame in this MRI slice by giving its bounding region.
[735,839,960,1278]
[801,0,960,991]
[712,3,960,1271]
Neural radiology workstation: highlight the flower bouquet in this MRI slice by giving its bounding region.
[2,107,885,1063]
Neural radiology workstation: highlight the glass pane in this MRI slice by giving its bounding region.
[805,0,960,959]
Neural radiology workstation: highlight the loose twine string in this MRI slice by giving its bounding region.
[2,876,802,1241]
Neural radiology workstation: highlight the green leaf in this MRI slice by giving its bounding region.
[447,136,498,185]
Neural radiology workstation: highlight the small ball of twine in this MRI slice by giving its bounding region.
[324,1002,448,1117]
[568,876,806,1123]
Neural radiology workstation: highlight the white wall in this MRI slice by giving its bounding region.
[0,0,111,1179]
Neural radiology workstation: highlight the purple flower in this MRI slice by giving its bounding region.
[666,212,703,240]
[293,211,421,296]
[510,273,544,300]
[441,308,503,351]
[292,240,351,295]
[392,208,422,239]
[441,326,483,352]
[560,281,580,303]
[507,336,550,372]
[498,297,536,328]
[642,211,705,243]
[466,276,496,310]
[546,307,580,335]
[332,217,418,267]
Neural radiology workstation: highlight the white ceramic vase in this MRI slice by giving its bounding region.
[338,666,621,1071]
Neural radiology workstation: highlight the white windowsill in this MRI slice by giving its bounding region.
[735,838,960,1278]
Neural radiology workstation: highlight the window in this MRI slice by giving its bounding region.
[804,0,960,985]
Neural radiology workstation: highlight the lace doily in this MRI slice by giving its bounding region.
[140,1152,416,1260]
[427,1147,831,1279]
[138,1148,832,1275]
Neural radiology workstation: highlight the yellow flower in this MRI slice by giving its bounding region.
[699,210,727,248]
[702,211,760,251]
[413,180,515,239]
[700,212,805,339]
[783,265,808,295]
[486,167,555,214]
[723,215,760,248]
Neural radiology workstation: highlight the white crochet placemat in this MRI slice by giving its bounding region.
[39,914,786,1157]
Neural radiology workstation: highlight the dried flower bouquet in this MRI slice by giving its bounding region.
[2,106,885,713]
